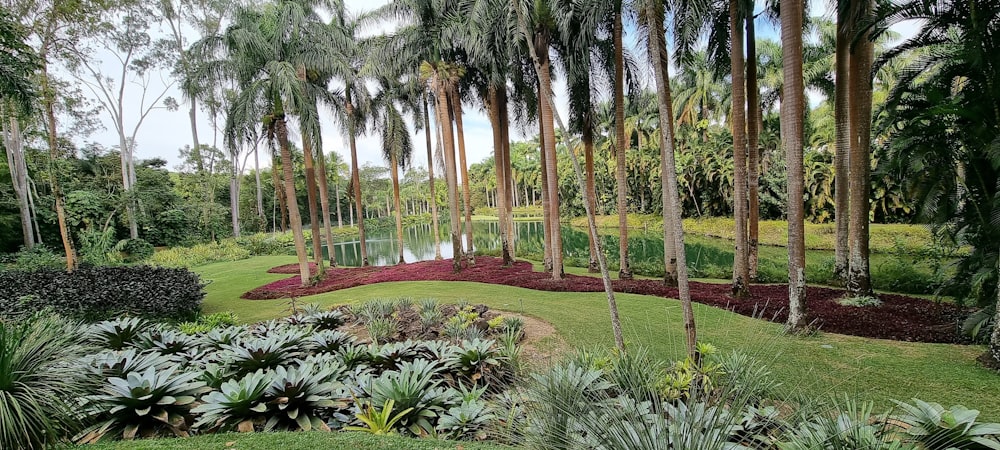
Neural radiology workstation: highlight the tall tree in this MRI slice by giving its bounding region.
[847,0,875,297]
[67,3,175,240]
[613,0,631,280]
[783,0,807,330]
[373,78,416,265]
[729,0,751,298]
[746,6,762,280]
[422,94,443,259]
[641,0,697,356]
[833,1,852,284]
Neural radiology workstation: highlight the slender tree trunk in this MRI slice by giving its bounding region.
[391,153,405,264]
[301,131,326,276]
[847,0,874,298]
[3,114,34,249]
[254,143,265,228]
[272,156,288,233]
[489,86,514,266]
[424,95,443,260]
[746,14,762,281]
[538,105,553,272]
[782,0,808,330]
[991,254,1000,363]
[584,112,599,273]
[433,75,464,272]
[346,90,369,266]
[189,99,201,172]
[276,115,311,286]
[729,0,751,298]
[450,87,475,265]
[335,178,343,228]
[500,89,516,260]
[536,32,564,280]
[648,0,697,357]
[315,145,338,267]
[230,160,240,237]
[614,2,632,280]
[515,2,622,351]
[834,7,851,284]
[41,59,76,270]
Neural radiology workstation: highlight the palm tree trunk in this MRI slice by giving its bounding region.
[276,114,311,286]
[272,155,288,233]
[834,4,851,284]
[3,114,35,249]
[450,86,475,265]
[301,132,326,276]
[346,89,369,267]
[584,112,599,273]
[336,178,343,228]
[782,0,808,330]
[391,153,405,264]
[489,85,514,266]
[500,88,516,260]
[315,144,338,267]
[230,161,240,237]
[614,2,632,281]
[433,74,464,272]
[536,32,564,280]
[41,59,76,271]
[746,13,762,281]
[538,104,553,273]
[254,142,265,228]
[423,95,443,260]
[729,0,751,298]
[648,0,696,356]
[515,2,621,351]
[847,0,874,297]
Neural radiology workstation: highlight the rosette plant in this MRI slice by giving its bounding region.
[192,370,272,432]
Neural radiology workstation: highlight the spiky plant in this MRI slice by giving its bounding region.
[77,365,209,442]
[263,364,347,431]
[0,313,92,450]
[368,359,450,436]
[309,329,356,354]
[86,317,149,350]
[890,399,1000,449]
[84,349,171,379]
[192,370,272,433]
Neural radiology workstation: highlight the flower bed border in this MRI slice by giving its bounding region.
[242,257,966,344]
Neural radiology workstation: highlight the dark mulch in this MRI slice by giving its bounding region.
[244,257,968,344]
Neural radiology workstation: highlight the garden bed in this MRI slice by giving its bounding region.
[244,257,967,344]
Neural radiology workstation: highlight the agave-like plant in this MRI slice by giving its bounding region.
[309,329,356,354]
[192,370,272,433]
[345,399,413,435]
[84,349,171,379]
[197,325,246,351]
[302,310,347,331]
[372,340,422,371]
[891,399,1000,449]
[222,335,300,376]
[337,344,375,370]
[263,363,348,431]
[86,317,149,350]
[77,365,210,442]
[367,359,450,436]
[436,399,495,440]
[1,313,93,450]
[452,339,503,384]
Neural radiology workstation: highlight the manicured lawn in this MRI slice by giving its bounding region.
[85,431,509,449]
[196,256,1000,419]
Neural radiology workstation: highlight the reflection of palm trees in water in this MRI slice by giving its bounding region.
[324,220,803,278]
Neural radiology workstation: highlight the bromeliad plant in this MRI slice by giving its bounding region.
[192,370,271,433]
[345,399,414,435]
[891,399,1000,449]
[86,317,149,350]
[77,365,211,442]
[263,363,348,431]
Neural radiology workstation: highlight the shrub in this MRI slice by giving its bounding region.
[150,240,251,268]
[192,370,272,433]
[117,238,154,263]
[891,399,1000,449]
[0,313,93,450]
[5,246,64,271]
[0,266,205,322]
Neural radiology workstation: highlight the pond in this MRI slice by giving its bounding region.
[325,220,939,295]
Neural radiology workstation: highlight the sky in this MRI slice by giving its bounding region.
[76,0,920,179]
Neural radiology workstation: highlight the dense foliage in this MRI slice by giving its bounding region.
[0,266,205,321]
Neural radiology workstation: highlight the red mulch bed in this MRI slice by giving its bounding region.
[243,257,967,344]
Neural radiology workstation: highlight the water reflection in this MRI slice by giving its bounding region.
[324,220,772,272]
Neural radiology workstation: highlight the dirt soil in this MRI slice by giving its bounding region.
[245,257,968,344]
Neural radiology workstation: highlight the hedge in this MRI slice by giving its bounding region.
[0,266,205,321]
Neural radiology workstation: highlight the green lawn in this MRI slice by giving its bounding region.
[196,256,1000,419]
[85,431,508,450]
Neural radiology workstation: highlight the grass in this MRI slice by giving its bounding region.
[196,256,1000,420]
[566,214,937,254]
[84,431,508,449]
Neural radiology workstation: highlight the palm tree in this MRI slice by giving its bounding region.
[782,0,807,330]
[833,2,852,284]
[729,0,751,298]
[847,0,875,298]
[639,0,697,356]
[372,78,417,264]
[327,5,371,267]
[613,0,631,281]
[745,5,762,281]
[422,94,443,259]
[193,3,332,286]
